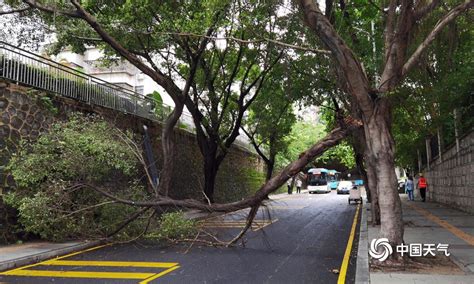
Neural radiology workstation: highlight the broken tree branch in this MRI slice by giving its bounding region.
[79,119,361,213]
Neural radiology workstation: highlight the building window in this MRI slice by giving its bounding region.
[135,85,144,95]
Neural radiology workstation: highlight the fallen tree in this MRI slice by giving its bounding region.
[81,119,361,211]
[73,118,362,244]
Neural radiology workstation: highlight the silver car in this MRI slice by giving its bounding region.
[337,181,353,194]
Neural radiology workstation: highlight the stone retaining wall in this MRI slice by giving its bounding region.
[0,80,264,199]
[0,79,265,242]
[426,131,474,213]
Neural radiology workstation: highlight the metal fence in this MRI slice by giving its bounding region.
[0,41,255,153]
[0,41,188,124]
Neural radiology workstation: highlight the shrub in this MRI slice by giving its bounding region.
[145,211,197,241]
[5,114,147,241]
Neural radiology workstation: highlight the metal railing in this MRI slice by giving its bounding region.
[0,41,255,153]
[0,41,188,124]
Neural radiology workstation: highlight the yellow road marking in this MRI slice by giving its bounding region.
[53,244,110,260]
[199,219,278,231]
[1,270,155,279]
[406,202,474,246]
[0,243,180,282]
[266,205,306,210]
[0,244,109,275]
[254,219,277,231]
[42,260,179,268]
[200,221,274,225]
[337,204,360,284]
[139,266,180,284]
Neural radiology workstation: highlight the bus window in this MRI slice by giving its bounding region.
[307,172,328,186]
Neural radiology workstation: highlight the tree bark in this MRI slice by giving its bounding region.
[265,157,275,182]
[363,99,402,242]
[366,155,381,225]
[203,152,221,203]
[199,139,228,203]
[158,102,184,196]
[352,124,381,225]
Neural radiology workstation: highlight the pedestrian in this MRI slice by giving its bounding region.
[417,173,428,202]
[287,178,293,195]
[296,178,302,194]
[405,176,414,201]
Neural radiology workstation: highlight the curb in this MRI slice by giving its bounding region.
[355,200,370,284]
[0,240,103,272]
[450,254,474,274]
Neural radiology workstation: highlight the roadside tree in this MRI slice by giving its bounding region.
[299,0,473,247]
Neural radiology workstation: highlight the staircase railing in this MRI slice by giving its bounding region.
[0,41,182,123]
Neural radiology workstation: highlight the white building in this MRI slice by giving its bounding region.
[52,47,176,106]
[52,47,196,128]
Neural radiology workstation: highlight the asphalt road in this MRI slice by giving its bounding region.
[0,190,361,284]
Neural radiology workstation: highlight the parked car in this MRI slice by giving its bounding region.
[337,181,353,194]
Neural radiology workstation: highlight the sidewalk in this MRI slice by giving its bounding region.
[358,194,474,284]
[0,240,102,271]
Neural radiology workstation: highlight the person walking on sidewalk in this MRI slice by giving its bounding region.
[417,173,428,202]
[296,178,302,194]
[405,176,415,201]
[287,178,293,195]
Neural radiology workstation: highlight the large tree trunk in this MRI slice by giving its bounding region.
[265,161,274,182]
[203,163,218,203]
[265,149,277,182]
[158,103,184,196]
[202,145,223,203]
[352,126,381,225]
[363,99,403,244]
[354,152,368,198]
[366,156,381,225]
[299,0,473,248]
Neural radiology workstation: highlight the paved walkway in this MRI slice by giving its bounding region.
[0,240,101,271]
[366,195,474,284]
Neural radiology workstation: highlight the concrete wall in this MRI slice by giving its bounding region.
[425,131,474,213]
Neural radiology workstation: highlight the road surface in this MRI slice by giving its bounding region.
[0,190,361,283]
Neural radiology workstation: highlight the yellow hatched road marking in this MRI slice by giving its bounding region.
[139,266,180,284]
[0,243,180,282]
[199,219,278,231]
[337,204,360,284]
[42,260,179,268]
[1,270,155,279]
[200,221,273,225]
